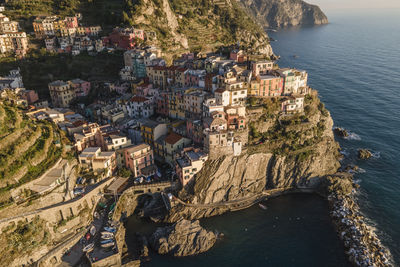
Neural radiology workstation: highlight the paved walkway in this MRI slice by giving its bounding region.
[174,188,286,209]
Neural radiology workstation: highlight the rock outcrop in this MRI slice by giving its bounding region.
[149,219,216,257]
[334,127,349,138]
[358,149,372,160]
[239,0,328,28]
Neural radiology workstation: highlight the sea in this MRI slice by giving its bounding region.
[126,9,400,266]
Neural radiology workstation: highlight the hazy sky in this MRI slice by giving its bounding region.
[308,0,400,10]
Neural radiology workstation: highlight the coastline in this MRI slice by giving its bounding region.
[117,177,393,266]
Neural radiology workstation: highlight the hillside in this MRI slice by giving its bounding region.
[123,0,273,56]
[0,102,64,208]
[3,0,273,58]
[239,0,328,28]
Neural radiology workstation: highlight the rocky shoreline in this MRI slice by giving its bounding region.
[149,219,217,257]
[329,193,392,266]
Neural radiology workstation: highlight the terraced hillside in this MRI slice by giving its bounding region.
[0,103,63,208]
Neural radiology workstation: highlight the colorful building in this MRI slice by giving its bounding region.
[249,75,283,97]
[176,147,208,187]
[124,143,155,178]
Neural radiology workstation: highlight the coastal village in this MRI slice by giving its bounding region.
[1,9,309,190]
[0,5,392,267]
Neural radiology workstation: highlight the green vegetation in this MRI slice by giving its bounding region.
[0,50,123,99]
[122,0,270,54]
[4,0,124,31]
[117,167,132,178]
[248,91,328,161]
[0,216,51,265]
[0,104,63,207]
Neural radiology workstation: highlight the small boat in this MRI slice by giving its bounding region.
[101,231,114,235]
[101,233,114,239]
[104,227,116,233]
[293,55,299,58]
[90,226,96,235]
[100,239,114,244]
[82,243,94,252]
[259,203,268,210]
[101,242,115,248]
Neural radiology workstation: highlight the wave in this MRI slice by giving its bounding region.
[372,151,381,159]
[340,149,350,157]
[357,168,366,173]
[344,132,361,141]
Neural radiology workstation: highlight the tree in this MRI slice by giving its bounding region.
[117,167,132,178]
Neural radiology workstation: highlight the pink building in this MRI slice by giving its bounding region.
[19,89,39,104]
[226,114,246,130]
[230,49,245,62]
[136,83,153,97]
[124,143,155,178]
[69,79,91,97]
[105,27,145,50]
[156,91,169,117]
[186,120,203,145]
[64,16,78,28]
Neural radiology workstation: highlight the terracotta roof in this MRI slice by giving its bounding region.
[215,88,226,93]
[72,120,87,127]
[164,132,183,145]
[176,67,187,72]
[131,96,148,102]
[168,66,180,71]
[151,66,168,71]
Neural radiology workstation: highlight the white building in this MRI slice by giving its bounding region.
[214,88,230,107]
[124,96,154,118]
[281,95,305,114]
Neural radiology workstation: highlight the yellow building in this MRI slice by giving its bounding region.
[139,119,168,149]
[168,89,186,120]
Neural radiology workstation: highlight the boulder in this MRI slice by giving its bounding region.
[334,127,349,138]
[358,149,372,159]
[149,219,217,257]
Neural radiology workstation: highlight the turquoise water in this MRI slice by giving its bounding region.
[126,9,400,265]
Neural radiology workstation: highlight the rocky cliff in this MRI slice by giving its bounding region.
[124,0,273,58]
[239,0,328,28]
[166,92,342,222]
[149,219,217,256]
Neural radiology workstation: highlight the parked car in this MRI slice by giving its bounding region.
[74,187,85,196]
[134,176,144,184]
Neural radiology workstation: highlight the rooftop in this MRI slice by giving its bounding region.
[164,132,183,145]
[125,143,150,154]
[107,177,129,193]
[131,96,148,102]
[49,80,68,87]
[139,118,164,129]
[82,147,101,153]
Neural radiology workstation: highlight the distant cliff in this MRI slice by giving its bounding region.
[238,0,328,28]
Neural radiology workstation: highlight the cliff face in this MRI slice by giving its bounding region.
[166,93,341,222]
[239,0,328,28]
[124,0,273,57]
